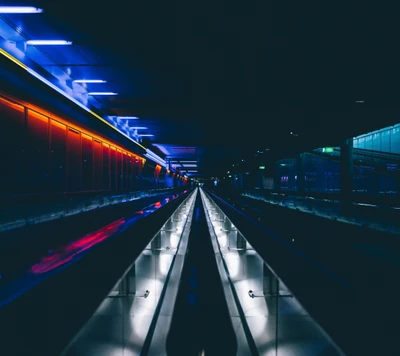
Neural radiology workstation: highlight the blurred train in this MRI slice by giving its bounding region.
[0,92,188,197]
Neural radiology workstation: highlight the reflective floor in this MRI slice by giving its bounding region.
[61,188,344,355]
[61,192,196,356]
[201,189,343,356]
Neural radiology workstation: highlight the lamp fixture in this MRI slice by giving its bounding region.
[0,6,43,13]
[0,48,146,152]
[26,40,72,45]
[73,79,106,83]
[88,92,117,95]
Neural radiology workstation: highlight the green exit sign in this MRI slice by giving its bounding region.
[259,166,266,170]
[322,147,334,153]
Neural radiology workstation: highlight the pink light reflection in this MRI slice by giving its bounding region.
[28,191,181,275]
[30,219,125,274]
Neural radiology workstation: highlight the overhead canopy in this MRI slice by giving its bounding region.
[0,0,398,175]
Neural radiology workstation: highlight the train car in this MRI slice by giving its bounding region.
[0,92,188,197]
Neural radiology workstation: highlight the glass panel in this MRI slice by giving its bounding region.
[123,153,129,191]
[67,128,81,192]
[50,120,66,192]
[201,190,343,355]
[103,144,110,190]
[27,110,49,193]
[82,134,93,191]
[117,149,123,190]
[110,147,117,190]
[93,140,103,191]
[391,126,400,154]
[61,191,196,355]
[0,97,25,194]
[381,128,391,153]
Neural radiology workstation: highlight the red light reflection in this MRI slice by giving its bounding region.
[30,219,125,274]
[28,191,180,275]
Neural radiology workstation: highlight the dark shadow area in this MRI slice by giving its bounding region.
[166,194,237,356]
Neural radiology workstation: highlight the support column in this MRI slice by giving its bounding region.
[340,138,354,200]
[296,153,305,194]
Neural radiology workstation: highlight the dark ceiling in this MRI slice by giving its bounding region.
[2,1,400,175]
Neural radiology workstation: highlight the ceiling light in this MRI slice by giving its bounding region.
[182,164,197,167]
[129,127,148,129]
[114,116,139,119]
[26,40,72,45]
[0,48,149,156]
[0,6,43,13]
[88,92,117,95]
[73,79,106,83]
[139,134,154,137]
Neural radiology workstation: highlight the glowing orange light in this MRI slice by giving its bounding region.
[81,132,92,140]
[0,96,24,112]
[0,93,145,164]
[51,120,66,129]
[28,109,48,123]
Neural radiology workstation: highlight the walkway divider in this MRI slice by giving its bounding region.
[200,188,344,356]
[60,188,197,356]
[200,188,255,356]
